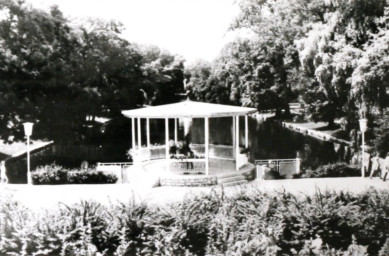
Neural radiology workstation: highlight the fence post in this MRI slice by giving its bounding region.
[296,157,301,174]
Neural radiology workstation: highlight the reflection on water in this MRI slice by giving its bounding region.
[190,117,343,168]
[249,119,342,168]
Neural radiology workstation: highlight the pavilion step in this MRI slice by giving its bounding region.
[218,175,246,184]
[222,180,248,187]
[217,171,249,185]
[218,171,245,179]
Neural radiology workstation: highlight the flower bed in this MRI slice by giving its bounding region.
[31,164,118,185]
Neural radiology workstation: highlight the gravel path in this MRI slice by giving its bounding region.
[0,177,387,210]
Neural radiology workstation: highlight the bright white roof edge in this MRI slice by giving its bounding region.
[121,101,257,118]
[11,141,54,158]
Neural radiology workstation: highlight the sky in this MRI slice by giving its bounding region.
[28,0,240,63]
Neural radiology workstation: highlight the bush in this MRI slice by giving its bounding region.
[31,164,118,185]
[0,189,388,255]
[5,155,98,184]
[299,163,360,178]
[263,169,284,179]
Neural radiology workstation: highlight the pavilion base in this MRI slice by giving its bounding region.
[127,159,256,187]
[160,175,218,187]
[159,163,256,187]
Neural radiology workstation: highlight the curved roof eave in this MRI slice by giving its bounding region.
[121,101,257,119]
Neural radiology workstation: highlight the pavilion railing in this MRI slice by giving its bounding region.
[149,145,166,160]
[169,158,206,175]
[192,144,235,159]
[132,144,248,169]
[132,145,166,163]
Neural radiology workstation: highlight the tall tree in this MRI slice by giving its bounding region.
[137,45,185,105]
[185,59,233,104]
[0,0,146,143]
[213,0,309,114]
[296,0,387,126]
[0,1,84,142]
[351,5,389,113]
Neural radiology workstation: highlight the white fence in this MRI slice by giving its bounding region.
[96,162,132,183]
[255,158,300,179]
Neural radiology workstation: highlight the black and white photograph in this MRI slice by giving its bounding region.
[0,0,388,255]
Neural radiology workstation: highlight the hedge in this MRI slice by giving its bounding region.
[299,163,360,178]
[31,165,118,185]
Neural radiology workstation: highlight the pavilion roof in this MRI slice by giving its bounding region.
[121,101,257,118]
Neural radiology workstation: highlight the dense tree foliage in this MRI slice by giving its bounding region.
[0,0,184,144]
[297,0,387,126]
[186,0,389,149]
[0,0,388,152]
[137,44,185,105]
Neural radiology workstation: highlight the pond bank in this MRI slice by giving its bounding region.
[282,122,351,146]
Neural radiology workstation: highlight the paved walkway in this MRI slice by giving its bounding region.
[0,177,387,210]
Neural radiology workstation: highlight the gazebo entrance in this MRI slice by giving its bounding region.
[122,101,257,177]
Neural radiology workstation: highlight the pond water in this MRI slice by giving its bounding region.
[247,118,346,167]
[178,116,346,168]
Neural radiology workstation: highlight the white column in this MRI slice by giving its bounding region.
[361,132,365,178]
[296,156,301,174]
[174,118,178,143]
[232,116,236,158]
[205,117,209,176]
[137,118,141,148]
[235,116,240,171]
[245,115,249,148]
[131,117,135,149]
[165,118,169,160]
[27,135,31,185]
[146,118,150,160]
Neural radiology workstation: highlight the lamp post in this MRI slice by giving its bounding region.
[359,118,368,178]
[23,122,34,185]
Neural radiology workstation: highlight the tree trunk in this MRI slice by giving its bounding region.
[283,103,291,117]
[327,118,336,129]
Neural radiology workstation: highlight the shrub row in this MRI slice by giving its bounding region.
[299,163,360,178]
[0,189,388,255]
[31,165,118,184]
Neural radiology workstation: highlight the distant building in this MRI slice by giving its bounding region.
[0,140,53,161]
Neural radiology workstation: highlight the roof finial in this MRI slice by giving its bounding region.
[184,78,190,101]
